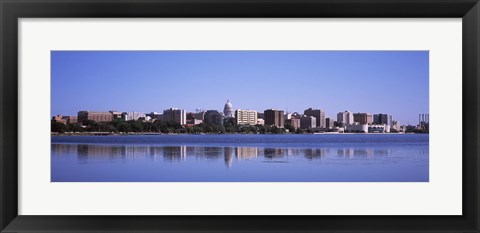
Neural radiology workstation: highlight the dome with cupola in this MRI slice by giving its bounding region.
[223,100,234,118]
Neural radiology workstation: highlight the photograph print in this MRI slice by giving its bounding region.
[51,51,429,182]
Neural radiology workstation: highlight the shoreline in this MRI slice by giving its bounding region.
[51,132,425,136]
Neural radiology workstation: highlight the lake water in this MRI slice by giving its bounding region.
[51,134,429,182]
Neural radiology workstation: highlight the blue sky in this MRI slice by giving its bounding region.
[51,51,428,125]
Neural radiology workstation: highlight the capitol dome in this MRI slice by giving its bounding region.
[223,100,234,118]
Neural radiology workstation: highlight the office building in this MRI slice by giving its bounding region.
[78,111,113,123]
[163,108,186,125]
[337,111,354,125]
[304,108,326,128]
[300,115,316,129]
[286,118,301,130]
[373,113,392,126]
[235,109,258,125]
[353,113,373,125]
[264,109,284,127]
[325,117,335,129]
[126,112,146,121]
[204,110,224,125]
[109,111,124,120]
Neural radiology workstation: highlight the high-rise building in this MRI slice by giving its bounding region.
[325,117,335,129]
[353,113,373,125]
[204,110,224,125]
[78,111,113,123]
[286,118,300,130]
[392,120,401,132]
[373,113,392,126]
[300,115,316,129]
[304,108,326,128]
[163,108,186,125]
[264,109,284,127]
[235,109,258,125]
[223,100,234,118]
[337,111,354,125]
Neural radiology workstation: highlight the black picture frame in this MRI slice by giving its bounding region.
[1,0,479,232]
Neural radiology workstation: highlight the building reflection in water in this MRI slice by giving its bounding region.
[162,146,187,162]
[263,148,285,159]
[337,148,390,158]
[236,147,258,160]
[304,148,327,160]
[52,143,395,167]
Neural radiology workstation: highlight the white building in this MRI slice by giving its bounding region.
[346,123,368,133]
[235,109,258,125]
[337,111,354,125]
[223,100,234,118]
[368,124,390,133]
[126,112,146,121]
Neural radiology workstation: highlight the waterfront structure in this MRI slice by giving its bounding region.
[304,108,326,128]
[345,123,368,133]
[223,100,234,118]
[368,124,390,133]
[78,111,113,123]
[300,115,316,129]
[337,111,354,125]
[163,108,186,125]
[325,117,335,129]
[235,109,258,125]
[286,118,301,130]
[374,113,392,126]
[264,109,284,127]
[204,110,224,125]
[353,113,373,125]
[126,112,146,121]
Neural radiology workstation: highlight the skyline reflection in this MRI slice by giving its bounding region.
[52,144,401,168]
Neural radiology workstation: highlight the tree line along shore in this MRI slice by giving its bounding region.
[51,118,427,135]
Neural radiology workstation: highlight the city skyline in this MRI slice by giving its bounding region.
[52,50,429,125]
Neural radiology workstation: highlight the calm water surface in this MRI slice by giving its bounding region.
[51,134,429,182]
